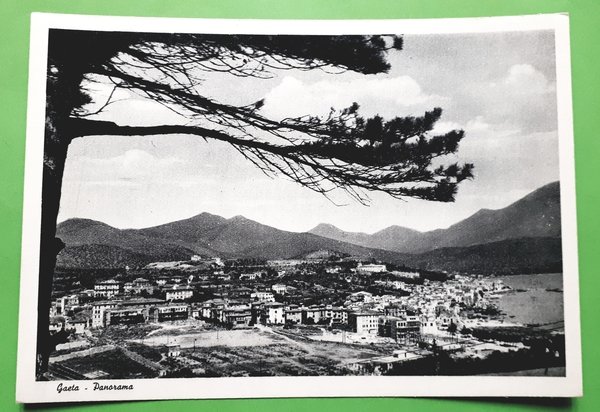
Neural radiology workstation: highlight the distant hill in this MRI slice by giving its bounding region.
[414,181,561,252]
[309,181,561,253]
[132,213,400,261]
[134,212,227,249]
[55,182,563,275]
[309,223,374,246]
[58,218,212,255]
[310,223,423,251]
[56,214,405,269]
[236,231,403,262]
[56,244,196,269]
[398,237,562,275]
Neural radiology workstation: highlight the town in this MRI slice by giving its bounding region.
[45,253,565,379]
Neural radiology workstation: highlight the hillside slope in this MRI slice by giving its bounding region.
[309,181,561,253]
[55,215,407,268]
[399,237,562,275]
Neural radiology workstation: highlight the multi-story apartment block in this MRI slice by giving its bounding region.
[250,291,275,303]
[105,307,148,326]
[150,304,190,322]
[94,280,123,298]
[56,294,80,314]
[390,316,421,340]
[284,308,303,324]
[263,302,285,324]
[165,287,194,301]
[91,298,164,328]
[92,301,119,328]
[349,311,380,334]
[223,306,252,326]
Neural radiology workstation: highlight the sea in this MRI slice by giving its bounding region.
[495,273,564,326]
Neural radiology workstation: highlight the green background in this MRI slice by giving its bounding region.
[1,0,598,410]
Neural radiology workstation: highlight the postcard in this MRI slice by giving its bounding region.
[16,12,581,402]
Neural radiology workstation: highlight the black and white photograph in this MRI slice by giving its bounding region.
[17,13,581,402]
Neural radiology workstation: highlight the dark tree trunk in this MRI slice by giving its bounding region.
[36,119,71,378]
[36,56,83,378]
[36,31,133,378]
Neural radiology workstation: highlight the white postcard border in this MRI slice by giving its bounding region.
[16,12,582,403]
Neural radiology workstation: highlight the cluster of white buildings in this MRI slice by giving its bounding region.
[50,270,204,333]
[338,275,510,339]
[50,253,509,348]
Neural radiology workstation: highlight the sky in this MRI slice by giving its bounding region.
[57,30,560,234]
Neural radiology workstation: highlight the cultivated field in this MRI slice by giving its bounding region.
[52,323,406,378]
[134,328,282,348]
[127,324,395,376]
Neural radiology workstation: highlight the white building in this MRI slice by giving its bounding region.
[66,317,89,334]
[191,255,224,266]
[240,272,263,281]
[330,307,350,324]
[167,344,181,358]
[348,291,374,303]
[91,301,119,328]
[94,280,123,298]
[390,270,420,279]
[356,263,387,274]
[151,304,189,322]
[420,315,438,335]
[57,294,80,314]
[271,284,287,295]
[349,311,380,334]
[263,303,285,324]
[156,277,169,286]
[251,291,275,303]
[211,257,225,267]
[165,287,194,301]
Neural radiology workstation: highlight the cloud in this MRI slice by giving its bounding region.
[261,75,448,120]
[428,112,559,200]
[465,64,557,134]
[431,116,492,139]
[431,121,462,135]
[464,116,491,132]
[504,64,555,94]
[456,119,559,193]
[63,149,186,186]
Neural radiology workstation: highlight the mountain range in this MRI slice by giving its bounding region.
[56,181,562,275]
[56,214,402,268]
[309,181,561,253]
